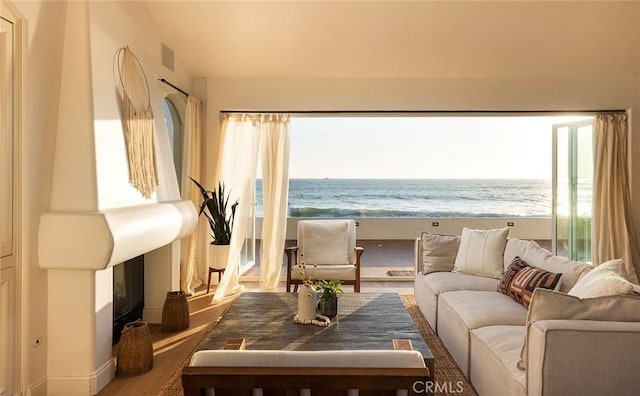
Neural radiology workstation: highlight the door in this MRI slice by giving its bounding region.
[0,4,16,395]
[552,120,594,262]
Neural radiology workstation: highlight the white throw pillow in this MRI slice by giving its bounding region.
[420,232,460,274]
[568,259,633,299]
[453,227,510,279]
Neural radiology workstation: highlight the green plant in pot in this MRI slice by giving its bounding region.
[315,279,343,318]
[190,177,238,269]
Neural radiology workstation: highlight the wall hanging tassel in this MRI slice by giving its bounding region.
[114,46,158,198]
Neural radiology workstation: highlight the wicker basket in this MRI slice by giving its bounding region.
[161,290,189,332]
[116,320,153,376]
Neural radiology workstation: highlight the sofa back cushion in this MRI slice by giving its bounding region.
[504,238,592,293]
[504,239,538,270]
[420,232,460,274]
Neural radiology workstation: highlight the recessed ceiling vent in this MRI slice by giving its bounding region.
[161,43,174,71]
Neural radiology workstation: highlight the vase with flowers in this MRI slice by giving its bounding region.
[293,254,330,326]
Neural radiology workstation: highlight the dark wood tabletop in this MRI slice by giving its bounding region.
[197,292,434,374]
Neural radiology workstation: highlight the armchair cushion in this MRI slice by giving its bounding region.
[290,264,357,281]
[298,219,356,265]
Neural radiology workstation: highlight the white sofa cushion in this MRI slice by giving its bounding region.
[420,232,460,274]
[518,288,640,369]
[503,238,538,270]
[518,243,592,293]
[470,326,526,396]
[453,227,510,279]
[414,272,499,329]
[437,291,527,376]
[568,259,633,298]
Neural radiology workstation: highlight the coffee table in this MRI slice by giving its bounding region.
[197,292,434,376]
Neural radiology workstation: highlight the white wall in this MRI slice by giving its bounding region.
[257,217,552,241]
[12,0,196,393]
[13,0,68,392]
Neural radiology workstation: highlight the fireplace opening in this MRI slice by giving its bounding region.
[113,255,144,345]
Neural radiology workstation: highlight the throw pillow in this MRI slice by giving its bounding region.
[420,232,460,274]
[568,259,633,299]
[453,227,510,279]
[498,257,562,308]
[518,288,640,370]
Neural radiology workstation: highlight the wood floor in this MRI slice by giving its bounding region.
[98,291,236,396]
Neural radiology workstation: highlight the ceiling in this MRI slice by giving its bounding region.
[142,1,640,79]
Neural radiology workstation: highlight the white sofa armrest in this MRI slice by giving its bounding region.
[415,237,422,273]
[527,319,640,396]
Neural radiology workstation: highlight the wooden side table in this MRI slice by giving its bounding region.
[206,267,225,293]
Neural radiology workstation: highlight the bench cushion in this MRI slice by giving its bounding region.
[190,349,426,368]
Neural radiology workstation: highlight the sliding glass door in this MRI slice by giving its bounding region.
[552,121,593,262]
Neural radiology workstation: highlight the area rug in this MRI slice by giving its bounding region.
[161,294,477,396]
[387,269,415,277]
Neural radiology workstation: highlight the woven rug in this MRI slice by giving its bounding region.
[387,270,415,277]
[161,294,477,396]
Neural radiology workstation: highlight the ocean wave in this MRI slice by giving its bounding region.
[287,207,544,218]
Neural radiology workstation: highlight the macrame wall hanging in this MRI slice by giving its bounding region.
[114,46,158,199]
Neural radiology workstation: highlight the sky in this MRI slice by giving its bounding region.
[288,115,593,180]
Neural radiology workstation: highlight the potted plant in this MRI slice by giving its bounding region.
[190,177,238,270]
[315,279,343,318]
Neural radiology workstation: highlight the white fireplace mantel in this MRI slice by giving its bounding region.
[38,201,196,270]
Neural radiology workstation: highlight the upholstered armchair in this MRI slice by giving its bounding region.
[285,219,363,292]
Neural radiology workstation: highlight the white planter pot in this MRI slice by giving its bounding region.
[209,244,230,270]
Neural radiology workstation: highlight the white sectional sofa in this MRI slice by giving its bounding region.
[413,228,640,396]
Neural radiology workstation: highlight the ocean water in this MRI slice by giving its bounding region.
[256,178,554,218]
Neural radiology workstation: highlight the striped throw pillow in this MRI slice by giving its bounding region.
[499,257,562,308]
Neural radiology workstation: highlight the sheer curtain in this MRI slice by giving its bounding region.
[259,115,291,291]
[593,112,640,283]
[213,113,291,301]
[214,113,261,301]
[180,95,203,295]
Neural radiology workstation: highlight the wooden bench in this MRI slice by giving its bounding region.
[182,339,430,396]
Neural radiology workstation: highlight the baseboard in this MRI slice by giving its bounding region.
[46,358,115,395]
[25,375,46,396]
[143,307,163,324]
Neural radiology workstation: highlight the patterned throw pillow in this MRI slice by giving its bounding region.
[499,257,563,308]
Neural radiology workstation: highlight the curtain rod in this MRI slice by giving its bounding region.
[159,78,189,96]
[221,109,625,115]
